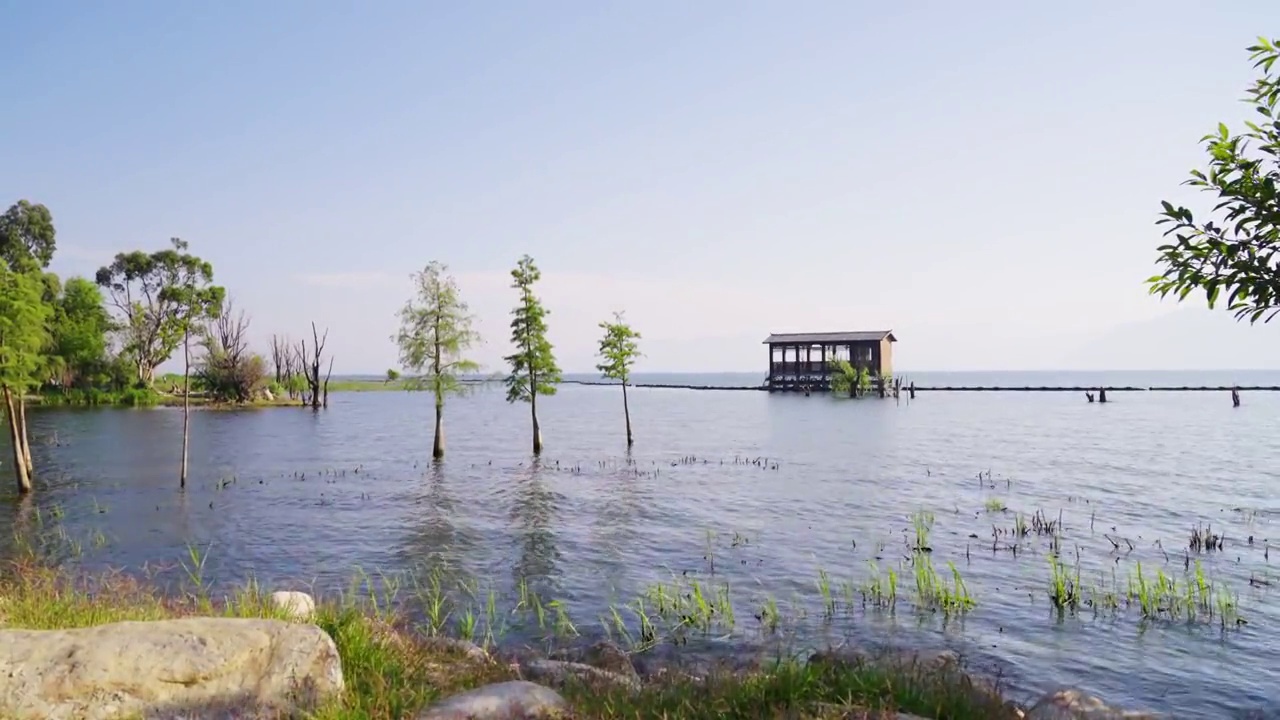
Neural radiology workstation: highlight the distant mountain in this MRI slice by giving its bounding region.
[1059,306,1280,370]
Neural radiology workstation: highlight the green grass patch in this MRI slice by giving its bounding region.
[324,379,410,392]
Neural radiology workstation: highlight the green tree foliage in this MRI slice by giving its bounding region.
[596,311,642,446]
[96,238,220,385]
[48,277,114,388]
[1150,38,1280,322]
[0,265,52,492]
[504,255,560,455]
[395,261,481,459]
[384,368,400,384]
[0,200,57,271]
[0,199,59,491]
[829,359,856,396]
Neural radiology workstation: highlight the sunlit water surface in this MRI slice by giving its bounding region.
[1,370,1277,717]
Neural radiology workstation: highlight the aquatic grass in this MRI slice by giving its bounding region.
[911,555,975,615]
[1189,523,1225,552]
[816,568,835,618]
[861,561,898,610]
[910,510,935,552]
[1047,552,1081,611]
[984,498,1007,513]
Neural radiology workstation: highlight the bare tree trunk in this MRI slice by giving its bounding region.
[531,404,542,455]
[433,403,445,459]
[181,331,191,489]
[4,386,31,494]
[622,381,633,447]
[322,356,333,408]
[530,368,542,455]
[17,396,33,474]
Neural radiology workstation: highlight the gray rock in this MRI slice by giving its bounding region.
[551,640,637,678]
[416,680,567,720]
[1025,688,1163,719]
[0,617,343,720]
[421,635,489,662]
[521,658,641,691]
[269,590,316,621]
[809,645,960,673]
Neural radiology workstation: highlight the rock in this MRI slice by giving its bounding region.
[262,387,275,401]
[521,658,641,691]
[0,617,343,720]
[269,590,316,621]
[1025,688,1163,719]
[421,635,489,662]
[809,645,960,674]
[417,680,567,720]
[549,640,637,679]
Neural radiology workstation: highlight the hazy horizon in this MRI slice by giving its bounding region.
[6,2,1280,375]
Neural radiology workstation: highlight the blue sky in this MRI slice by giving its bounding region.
[4,1,1279,373]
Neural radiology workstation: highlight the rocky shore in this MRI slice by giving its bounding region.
[0,576,1164,719]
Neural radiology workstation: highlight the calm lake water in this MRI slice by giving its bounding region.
[2,370,1278,717]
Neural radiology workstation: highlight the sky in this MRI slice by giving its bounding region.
[3,1,1280,373]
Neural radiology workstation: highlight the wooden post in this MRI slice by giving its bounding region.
[909,381,916,400]
[1232,388,1241,407]
[1098,387,1107,403]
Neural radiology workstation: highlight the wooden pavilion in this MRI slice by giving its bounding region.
[763,330,896,392]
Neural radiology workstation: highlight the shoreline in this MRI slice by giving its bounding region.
[0,558,1150,719]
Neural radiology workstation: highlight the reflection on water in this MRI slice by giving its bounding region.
[1,375,1279,716]
[509,463,561,594]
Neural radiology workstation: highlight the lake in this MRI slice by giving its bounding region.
[1,370,1277,717]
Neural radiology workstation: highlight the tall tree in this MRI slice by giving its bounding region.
[95,239,216,385]
[153,240,222,488]
[1149,38,1280,321]
[595,312,642,447]
[0,200,57,478]
[504,255,561,455]
[394,261,481,459]
[0,200,57,272]
[49,277,114,388]
[0,266,51,492]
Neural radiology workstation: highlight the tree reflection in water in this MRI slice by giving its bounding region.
[402,462,477,598]
[509,459,560,598]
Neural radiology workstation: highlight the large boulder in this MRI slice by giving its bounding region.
[0,617,344,720]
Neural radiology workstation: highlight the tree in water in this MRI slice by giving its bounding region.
[0,266,51,492]
[504,255,561,455]
[828,359,857,397]
[595,311,642,447]
[395,261,480,460]
[154,239,223,488]
[1150,37,1280,321]
[0,199,58,484]
[296,323,333,409]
